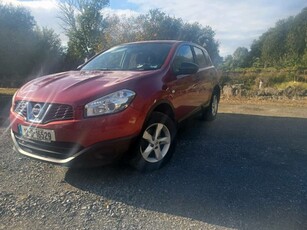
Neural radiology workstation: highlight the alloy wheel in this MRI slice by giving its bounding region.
[140,123,171,163]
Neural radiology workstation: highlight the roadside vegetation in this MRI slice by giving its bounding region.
[221,67,307,90]
[222,8,307,70]
[0,88,18,96]
[220,7,307,98]
[221,67,307,99]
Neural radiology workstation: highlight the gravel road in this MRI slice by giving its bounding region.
[1,103,307,230]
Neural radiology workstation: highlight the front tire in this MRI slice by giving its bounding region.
[131,112,176,172]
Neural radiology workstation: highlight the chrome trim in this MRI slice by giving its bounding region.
[14,101,74,124]
[11,129,84,164]
[27,103,52,124]
[32,103,42,118]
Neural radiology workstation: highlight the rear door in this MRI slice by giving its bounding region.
[192,46,216,106]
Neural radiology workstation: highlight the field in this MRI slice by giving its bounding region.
[0,88,18,96]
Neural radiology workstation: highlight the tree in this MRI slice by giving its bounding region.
[0,2,64,86]
[104,9,222,66]
[232,47,249,68]
[259,8,305,68]
[261,19,290,67]
[224,7,307,69]
[33,27,64,74]
[58,0,109,66]
[103,14,141,47]
[221,55,234,70]
[136,9,182,41]
[249,39,263,67]
[285,8,307,67]
[0,3,36,80]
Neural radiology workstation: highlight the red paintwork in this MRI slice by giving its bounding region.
[10,40,219,164]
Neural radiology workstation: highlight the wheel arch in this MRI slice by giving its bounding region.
[144,100,176,125]
[131,102,177,172]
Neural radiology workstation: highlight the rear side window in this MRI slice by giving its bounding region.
[193,47,207,68]
[203,49,213,67]
[172,45,194,73]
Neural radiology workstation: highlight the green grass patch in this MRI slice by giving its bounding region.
[0,88,18,95]
[275,82,307,90]
[221,67,307,90]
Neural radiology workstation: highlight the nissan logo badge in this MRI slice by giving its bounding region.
[32,104,42,118]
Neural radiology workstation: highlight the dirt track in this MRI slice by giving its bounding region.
[219,98,307,118]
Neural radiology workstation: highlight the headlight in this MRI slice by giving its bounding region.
[85,89,135,117]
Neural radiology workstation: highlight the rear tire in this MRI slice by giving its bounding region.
[202,90,219,121]
[131,112,176,172]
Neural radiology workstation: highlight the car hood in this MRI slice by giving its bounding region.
[16,70,149,105]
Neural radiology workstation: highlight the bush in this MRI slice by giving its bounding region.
[222,68,307,90]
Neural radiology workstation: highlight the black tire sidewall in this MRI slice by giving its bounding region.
[203,92,219,121]
[131,112,177,172]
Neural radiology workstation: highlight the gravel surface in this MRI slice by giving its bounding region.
[1,103,307,230]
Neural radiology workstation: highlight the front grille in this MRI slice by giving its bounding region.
[15,101,28,117]
[43,104,74,123]
[14,101,74,124]
[14,133,83,160]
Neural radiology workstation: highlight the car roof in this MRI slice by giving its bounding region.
[123,40,183,45]
[123,40,205,50]
[120,40,205,50]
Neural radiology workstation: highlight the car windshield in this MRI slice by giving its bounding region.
[81,43,172,71]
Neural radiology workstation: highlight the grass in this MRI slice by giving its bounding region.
[221,67,307,93]
[0,88,18,96]
[275,81,307,90]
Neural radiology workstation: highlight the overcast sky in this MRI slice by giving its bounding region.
[3,0,307,57]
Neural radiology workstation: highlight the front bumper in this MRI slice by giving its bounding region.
[10,106,144,167]
[11,129,137,167]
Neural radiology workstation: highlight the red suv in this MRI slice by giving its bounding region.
[10,40,220,171]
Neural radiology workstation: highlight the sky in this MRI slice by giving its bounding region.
[2,0,306,57]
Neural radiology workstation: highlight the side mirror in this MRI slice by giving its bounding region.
[176,62,199,75]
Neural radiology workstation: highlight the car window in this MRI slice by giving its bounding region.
[203,49,213,67]
[193,46,208,68]
[82,43,172,71]
[172,45,194,73]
